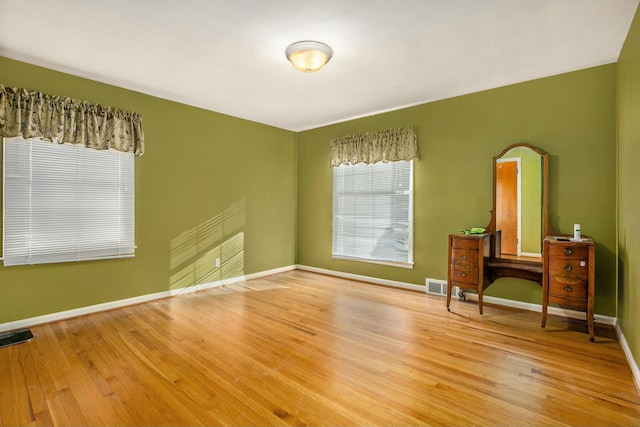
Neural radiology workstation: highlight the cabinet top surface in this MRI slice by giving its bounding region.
[450,233,491,239]
[544,236,594,246]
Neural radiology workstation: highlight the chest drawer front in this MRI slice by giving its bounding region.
[549,278,588,299]
[450,264,478,283]
[548,244,588,259]
[451,248,479,266]
[548,295,588,310]
[450,237,480,250]
[548,258,589,281]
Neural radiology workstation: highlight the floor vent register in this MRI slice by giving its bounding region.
[0,329,34,349]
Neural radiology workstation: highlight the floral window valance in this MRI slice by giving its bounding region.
[329,126,417,167]
[0,85,144,155]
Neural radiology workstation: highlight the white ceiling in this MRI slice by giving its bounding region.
[1,0,638,132]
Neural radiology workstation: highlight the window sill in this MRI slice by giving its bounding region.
[332,256,414,269]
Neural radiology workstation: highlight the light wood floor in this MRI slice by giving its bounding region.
[1,270,639,426]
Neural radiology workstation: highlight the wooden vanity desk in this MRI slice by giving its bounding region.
[448,143,596,341]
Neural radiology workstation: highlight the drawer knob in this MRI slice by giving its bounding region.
[563,286,573,292]
[461,255,468,260]
[564,265,572,271]
[460,272,467,278]
[563,248,573,255]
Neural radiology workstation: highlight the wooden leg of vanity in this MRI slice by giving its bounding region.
[541,241,548,328]
[587,245,595,342]
[588,305,595,342]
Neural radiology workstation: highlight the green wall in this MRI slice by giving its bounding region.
[297,64,618,316]
[0,56,297,324]
[618,6,640,374]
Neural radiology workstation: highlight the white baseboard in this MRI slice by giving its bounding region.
[168,265,296,296]
[295,264,426,292]
[0,290,174,334]
[616,322,640,397]
[0,265,297,333]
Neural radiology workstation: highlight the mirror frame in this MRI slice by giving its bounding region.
[486,142,555,264]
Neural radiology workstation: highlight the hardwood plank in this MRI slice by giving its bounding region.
[9,347,36,426]
[1,270,639,426]
[0,349,17,426]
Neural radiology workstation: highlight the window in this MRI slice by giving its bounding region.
[332,160,413,267]
[2,137,135,266]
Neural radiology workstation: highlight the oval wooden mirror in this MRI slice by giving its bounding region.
[486,143,554,282]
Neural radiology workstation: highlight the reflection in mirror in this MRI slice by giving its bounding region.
[495,146,542,259]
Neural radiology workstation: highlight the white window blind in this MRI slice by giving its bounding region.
[332,160,413,266]
[2,137,135,266]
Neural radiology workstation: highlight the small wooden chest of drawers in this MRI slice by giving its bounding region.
[542,236,595,341]
[447,233,490,314]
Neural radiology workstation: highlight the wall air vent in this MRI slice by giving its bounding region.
[425,278,454,297]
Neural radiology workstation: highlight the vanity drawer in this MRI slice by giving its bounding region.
[548,259,589,281]
[548,295,588,310]
[450,279,479,292]
[547,244,589,259]
[450,237,481,250]
[450,264,478,283]
[451,248,479,266]
[549,279,588,300]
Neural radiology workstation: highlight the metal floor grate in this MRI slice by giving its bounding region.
[0,329,34,349]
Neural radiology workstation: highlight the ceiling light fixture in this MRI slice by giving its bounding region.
[285,41,333,73]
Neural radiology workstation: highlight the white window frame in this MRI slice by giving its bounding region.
[2,137,136,266]
[332,160,414,268]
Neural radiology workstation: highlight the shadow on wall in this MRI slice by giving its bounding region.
[169,199,246,291]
